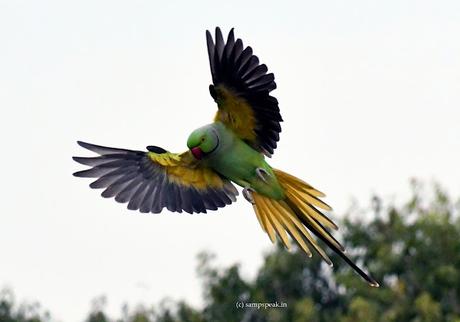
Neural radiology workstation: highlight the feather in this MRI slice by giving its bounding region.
[207,188,226,208]
[150,184,164,214]
[223,183,239,202]
[272,169,379,286]
[115,175,143,203]
[72,156,116,167]
[254,194,276,243]
[73,167,113,178]
[205,28,281,156]
[229,38,243,65]
[243,64,268,83]
[248,81,277,93]
[293,189,332,211]
[201,192,218,210]
[271,201,312,257]
[74,141,238,214]
[127,181,150,210]
[188,187,206,213]
[146,146,167,154]
[90,172,125,189]
[214,27,225,60]
[287,197,378,286]
[247,73,275,89]
[252,203,267,233]
[206,30,216,82]
[278,201,333,266]
[77,141,134,155]
[224,28,235,61]
[235,47,253,74]
[139,182,156,213]
[239,55,260,79]
[285,189,335,229]
[276,170,326,197]
[164,184,176,212]
[155,175,168,213]
[178,187,193,214]
[171,184,183,213]
[260,197,291,249]
[286,189,344,250]
[285,188,337,230]
[100,171,139,197]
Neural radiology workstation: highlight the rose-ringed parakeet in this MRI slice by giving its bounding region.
[73,27,379,287]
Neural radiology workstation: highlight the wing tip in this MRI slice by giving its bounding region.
[72,170,87,177]
[206,29,213,45]
[227,27,235,39]
[76,140,100,153]
[72,156,90,166]
[207,26,235,37]
[76,140,89,148]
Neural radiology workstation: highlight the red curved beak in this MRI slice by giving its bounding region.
[191,147,203,160]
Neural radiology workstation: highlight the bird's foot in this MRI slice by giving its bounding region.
[255,167,271,183]
[242,187,255,205]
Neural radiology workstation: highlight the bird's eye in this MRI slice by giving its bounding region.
[201,137,205,142]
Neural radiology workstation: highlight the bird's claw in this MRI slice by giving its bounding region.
[243,187,255,205]
[256,167,271,183]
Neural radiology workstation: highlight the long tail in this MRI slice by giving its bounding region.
[251,168,379,287]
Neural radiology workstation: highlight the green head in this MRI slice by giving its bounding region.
[187,125,219,160]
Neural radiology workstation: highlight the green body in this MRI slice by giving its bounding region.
[188,122,285,200]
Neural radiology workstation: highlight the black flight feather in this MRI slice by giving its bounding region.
[73,141,237,214]
[206,27,282,157]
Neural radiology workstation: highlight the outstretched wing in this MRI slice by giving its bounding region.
[73,141,238,214]
[206,27,282,157]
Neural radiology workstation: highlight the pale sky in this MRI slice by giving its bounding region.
[1,1,459,321]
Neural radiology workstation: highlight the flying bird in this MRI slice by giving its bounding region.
[73,27,379,287]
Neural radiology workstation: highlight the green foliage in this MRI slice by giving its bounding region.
[0,289,50,322]
[292,298,319,322]
[342,296,378,322]
[86,296,110,322]
[196,252,250,322]
[414,292,441,322]
[2,181,460,322]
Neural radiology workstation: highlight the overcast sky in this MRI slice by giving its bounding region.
[1,0,459,321]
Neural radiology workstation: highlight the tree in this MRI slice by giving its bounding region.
[159,181,460,321]
[2,181,459,321]
[0,288,50,322]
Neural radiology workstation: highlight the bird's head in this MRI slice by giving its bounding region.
[187,125,220,160]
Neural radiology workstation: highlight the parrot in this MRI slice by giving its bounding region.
[73,27,379,287]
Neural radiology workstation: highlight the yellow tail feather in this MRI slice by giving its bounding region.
[250,169,380,287]
[252,191,333,266]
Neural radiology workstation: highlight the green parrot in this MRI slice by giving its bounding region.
[73,27,379,287]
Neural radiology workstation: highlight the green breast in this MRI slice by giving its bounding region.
[205,122,285,200]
